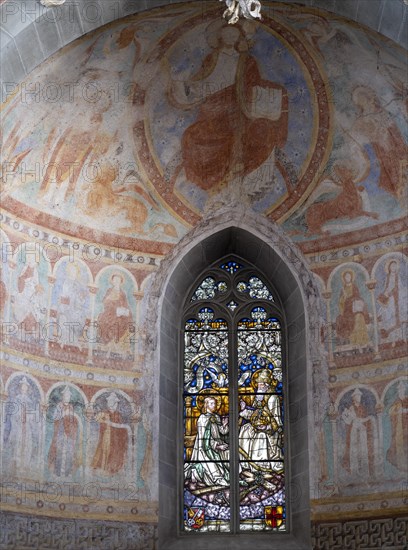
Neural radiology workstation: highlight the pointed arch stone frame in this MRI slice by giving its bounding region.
[147,207,328,550]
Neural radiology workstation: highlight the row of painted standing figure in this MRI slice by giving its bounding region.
[324,379,408,487]
[315,254,407,357]
[1,247,406,359]
[1,373,148,485]
[0,245,139,361]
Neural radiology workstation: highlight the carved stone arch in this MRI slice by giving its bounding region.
[147,207,327,550]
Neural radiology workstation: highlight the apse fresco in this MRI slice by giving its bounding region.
[142,15,326,225]
[280,11,407,246]
[49,259,91,356]
[0,239,154,522]
[2,2,406,252]
[0,0,407,537]
[93,268,137,368]
[88,390,135,479]
[6,244,50,354]
[336,387,380,484]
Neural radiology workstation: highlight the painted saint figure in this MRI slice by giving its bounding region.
[13,254,46,333]
[341,388,378,478]
[239,369,283,473]
[97,273,133,352]
[38,80,112,205]
[377,259,406,343]
[48,386,82,477]
[352,85,408,204]
[168,21,288,193]
[185,395,229,488]
[386,381,408,472]
[4,377,39,475]
[55,263,89,350]
[91,392,129,475]
[335,270,370,349]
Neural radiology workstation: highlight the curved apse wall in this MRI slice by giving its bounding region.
[1,2,407,548]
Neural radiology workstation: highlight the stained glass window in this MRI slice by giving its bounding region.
[183,259,286,534]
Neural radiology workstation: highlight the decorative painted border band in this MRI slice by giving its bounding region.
[0,347,140,388]
[0,511,158,550]
[312,516,407,549]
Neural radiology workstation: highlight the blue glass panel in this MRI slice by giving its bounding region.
[219,260,243,274]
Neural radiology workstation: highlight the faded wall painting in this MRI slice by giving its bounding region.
[329,265,373,356]
[137,14,329,226]
[281,10,407,248]
[373,254,408,349]
[3,374,43,477]
[0,229,10,324]
[93,268,137,368]
[88,390,137,480]
[49,259,91,359]
[10,245,49,350]
[383,379,408,478]
[45,384,86,480]
[338,387,380,482]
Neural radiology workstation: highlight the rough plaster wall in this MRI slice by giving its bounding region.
[0,2,407,549]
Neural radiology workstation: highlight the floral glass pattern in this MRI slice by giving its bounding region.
[237,276,274,301]
[191,277,228,301]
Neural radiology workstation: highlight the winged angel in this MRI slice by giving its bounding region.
[221,0,262,25]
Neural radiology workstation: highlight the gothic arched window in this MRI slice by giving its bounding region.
[182,258,286,534]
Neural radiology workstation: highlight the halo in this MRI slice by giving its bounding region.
[352,85,375,106]
[205,19,243,50]
[19,376,30,388]
[341,269,355,283]
[385,258,399,273]
[250,368,277,391]
[110,272,124,284]
[66,262,80,277]
[196,390,222,412]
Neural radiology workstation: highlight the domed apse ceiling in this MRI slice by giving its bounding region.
[2,1,407,256]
